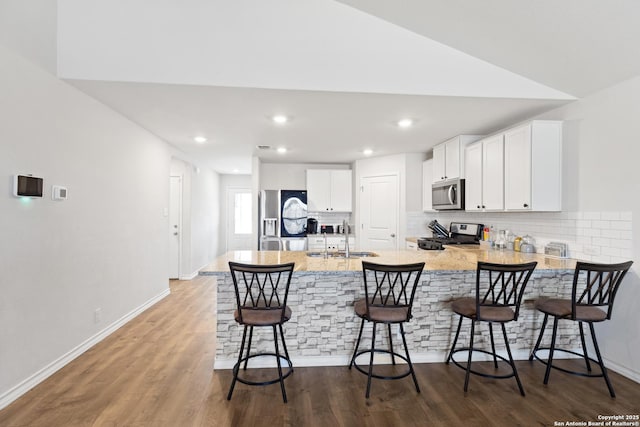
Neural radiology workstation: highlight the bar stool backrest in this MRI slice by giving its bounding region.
[228,262,295,324]
[476,262,538,321]
[572,261,633,320]
[361,261,425,321]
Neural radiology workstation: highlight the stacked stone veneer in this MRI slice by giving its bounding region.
[212,269,580,368]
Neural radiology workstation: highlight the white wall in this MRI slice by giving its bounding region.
[538,76,640,380]
[0,44,172,405]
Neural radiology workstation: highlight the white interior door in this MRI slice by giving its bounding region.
[360,174,399,250]
[227,188,253,251]
[169,176,182,279]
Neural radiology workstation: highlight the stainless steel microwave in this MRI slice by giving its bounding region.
[432,179,465,210]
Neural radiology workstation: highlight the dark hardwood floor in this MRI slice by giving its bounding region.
[1,276,638,426]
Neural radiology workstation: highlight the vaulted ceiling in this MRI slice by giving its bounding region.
[2,0,639,173]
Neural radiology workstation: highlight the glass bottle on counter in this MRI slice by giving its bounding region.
[495,229,507,250]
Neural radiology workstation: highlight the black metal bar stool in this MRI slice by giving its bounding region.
[529,260,633,397]
[446,261,537,396]
[349,261,425,398]
[226,261,295,403]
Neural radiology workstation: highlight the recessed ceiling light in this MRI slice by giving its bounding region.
[272,115,288,124]
[232,168,239,173]
[397,119,413,128]
[363,148,373,156]
[277,147,287,154]
[194,136,207,143]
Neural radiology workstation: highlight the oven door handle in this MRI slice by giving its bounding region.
[447,185,456,205]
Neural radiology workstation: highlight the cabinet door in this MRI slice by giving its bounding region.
[422,159,433,211]
[504,124,532,210]
[464,142,483,211]
[444,137,461,180]
[330,170,352,211]
[482,134,504,210]
[306,170,331,211]
[432,143,446,182]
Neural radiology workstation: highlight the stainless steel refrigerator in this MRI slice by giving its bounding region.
[258,190,308,250]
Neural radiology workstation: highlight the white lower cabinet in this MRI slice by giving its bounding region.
[308,236,355,251]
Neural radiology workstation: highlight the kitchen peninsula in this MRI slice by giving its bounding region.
[201,247,577,369]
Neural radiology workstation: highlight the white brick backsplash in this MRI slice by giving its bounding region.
[411,211,632,263]
[611,221,632,231]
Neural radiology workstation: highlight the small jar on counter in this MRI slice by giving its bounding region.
[514,236,523,252]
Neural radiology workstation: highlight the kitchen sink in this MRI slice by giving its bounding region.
[306,251,378,258]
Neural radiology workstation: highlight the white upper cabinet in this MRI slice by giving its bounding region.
[306,169,353,212]
[464,135,504,211]
[482,134,505,210]
[432,135,483,183]
[464,142,483,211]
[504,120,562,211]
[422,159,433,211]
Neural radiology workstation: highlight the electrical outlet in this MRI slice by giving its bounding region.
[94,308,101,324]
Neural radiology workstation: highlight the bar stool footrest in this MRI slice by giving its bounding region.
[352,349,412,381]
[449,348,517,380]
[530,347,604,378]
[232,352,293,387]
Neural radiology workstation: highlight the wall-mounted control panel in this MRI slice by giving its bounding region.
[13,174,43,198]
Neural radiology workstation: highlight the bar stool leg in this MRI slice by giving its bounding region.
[543,317,559,385]
[446,316,463,364]
[464,320,475,392]
[400,322,420,393]
[588,322,616,398]
[349,318,365,369]
[388,324,396,365]
[502,323,525,396]
[578,322,592,372]
[272,325,287,403]
[529,313,549,361]
[228,325,248,400]
[243,326,254,370]
[489,323,498,369]
[278,324,293,373]
[366,322,377,398]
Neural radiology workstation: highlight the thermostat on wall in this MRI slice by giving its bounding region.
[52,185,68,201]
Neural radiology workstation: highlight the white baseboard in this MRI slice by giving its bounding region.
[179,271,199,280]
[0,288,170,411]
[181,261,212,280]
[604,357,640,383]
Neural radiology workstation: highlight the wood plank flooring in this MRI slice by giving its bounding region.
[1,276,639,426]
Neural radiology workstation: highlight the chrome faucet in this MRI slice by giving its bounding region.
[323,232,328,259]
[343,219,350,258]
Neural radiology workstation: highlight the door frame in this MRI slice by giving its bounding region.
[169,175,183,279]
[357,172,400,250]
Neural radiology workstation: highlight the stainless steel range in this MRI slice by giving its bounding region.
[418,221,484,250]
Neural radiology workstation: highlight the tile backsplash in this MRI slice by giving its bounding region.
[407,211,633,263]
